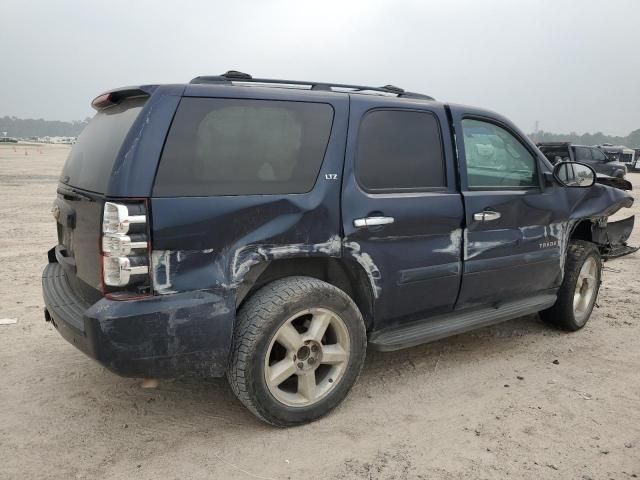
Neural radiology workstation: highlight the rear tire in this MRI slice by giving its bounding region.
[541,240,602,331]
[227,276,367,427]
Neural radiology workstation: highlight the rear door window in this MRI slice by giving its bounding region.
[60,97,146,193]
[355,110,445,192]
[153,98,334,196]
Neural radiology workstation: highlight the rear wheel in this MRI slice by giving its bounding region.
[227,276,367,426]
[541,240,602,331]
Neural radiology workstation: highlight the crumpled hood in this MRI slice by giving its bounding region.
[567,182,633,219]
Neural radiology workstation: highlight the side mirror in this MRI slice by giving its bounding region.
[553,161,596,188]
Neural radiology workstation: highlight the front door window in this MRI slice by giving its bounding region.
[461,119,537,188]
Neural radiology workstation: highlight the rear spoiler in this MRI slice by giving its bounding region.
[91,85,157,111]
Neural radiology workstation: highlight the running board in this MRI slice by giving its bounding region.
[369,294,557,351]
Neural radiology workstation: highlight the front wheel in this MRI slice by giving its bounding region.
[541,240,602,331]
[227,276,367,426]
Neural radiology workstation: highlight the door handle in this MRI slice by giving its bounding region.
[353,216,395,228]
[473,211,501,222]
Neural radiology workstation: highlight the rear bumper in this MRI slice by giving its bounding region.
[42,262,235,378]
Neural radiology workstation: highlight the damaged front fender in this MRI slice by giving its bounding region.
[565,181,636,259]
[592,215,638,258]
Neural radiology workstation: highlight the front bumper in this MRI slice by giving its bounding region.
[42,262,235,378]
[594,215,638,259]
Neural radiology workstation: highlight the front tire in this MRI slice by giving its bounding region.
[227,276,367,427]
[541,240,602,331]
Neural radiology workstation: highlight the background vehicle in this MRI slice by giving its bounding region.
[597,144,635,168]
[42,72,634,426]
[538,142,627,178]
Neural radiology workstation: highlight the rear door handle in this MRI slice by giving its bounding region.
[473,211,501,222]
[353,216,395,228]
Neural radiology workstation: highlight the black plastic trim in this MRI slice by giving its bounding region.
[369,293,557,351]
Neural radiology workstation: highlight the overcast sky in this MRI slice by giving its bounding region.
[1,0,638,135]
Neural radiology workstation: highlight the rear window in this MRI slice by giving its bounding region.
[60,97,146,193]
[538,145,570,164]
[153,98,334,196]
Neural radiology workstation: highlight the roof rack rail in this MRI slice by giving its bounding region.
[189,71,434,100]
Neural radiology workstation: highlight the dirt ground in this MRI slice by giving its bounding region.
[1,143,639,480]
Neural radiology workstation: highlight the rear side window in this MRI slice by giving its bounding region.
[355,110,445,192]
[61,97,146,193]
[574,147,592,161]
[154,98,334,196]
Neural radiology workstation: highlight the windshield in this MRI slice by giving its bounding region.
[60,97,146,193]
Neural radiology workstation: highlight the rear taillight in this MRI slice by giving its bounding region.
[91,93,114,110]
[102,202,146,234]
[101,201,150,291]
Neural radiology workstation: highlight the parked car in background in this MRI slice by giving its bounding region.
[597,144,636,168]
[0,137,18,143]
[633,148,640,172]
[538,142,627,178]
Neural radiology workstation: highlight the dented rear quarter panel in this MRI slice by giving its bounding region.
[149,89,349,297]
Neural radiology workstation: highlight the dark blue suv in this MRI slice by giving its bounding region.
[42,71,634,426]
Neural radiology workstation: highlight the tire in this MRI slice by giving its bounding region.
[227,276,367,427]
[541,240,602,331]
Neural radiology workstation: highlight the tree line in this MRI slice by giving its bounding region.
[530,129,640,148]
[0,116,89,138]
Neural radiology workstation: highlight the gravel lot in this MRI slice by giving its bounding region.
[1,144,639,479]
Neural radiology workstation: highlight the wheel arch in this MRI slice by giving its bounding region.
[569,216,627,250]
[236,257,375,331]
[569,219,595,243]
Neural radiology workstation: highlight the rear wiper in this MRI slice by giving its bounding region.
[57,185,95,202]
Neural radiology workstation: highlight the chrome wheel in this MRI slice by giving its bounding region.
[573,256,598,324]
[264,308,350,407]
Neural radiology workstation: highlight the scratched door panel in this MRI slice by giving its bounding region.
[341,96,464,329]
[450,106,567,309]
[458,191,565,307]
